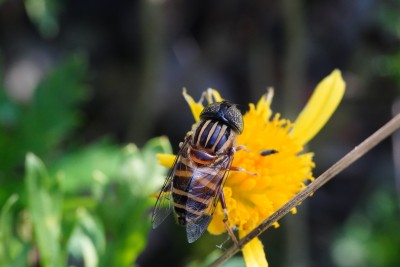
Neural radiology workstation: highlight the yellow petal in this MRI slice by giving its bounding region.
[239,231,269,267]
[291,69,345,145]
[204,88,223,103]
[255,88,274,122]
[156,153,176,168]
[182,88,204,122]
[207,211,226,235]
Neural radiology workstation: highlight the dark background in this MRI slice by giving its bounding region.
[0,0,399,266]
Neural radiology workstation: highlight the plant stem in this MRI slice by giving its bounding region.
[209,113,400,267]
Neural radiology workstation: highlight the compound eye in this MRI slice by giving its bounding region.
[225,106,243,133]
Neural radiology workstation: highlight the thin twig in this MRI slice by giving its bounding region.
[209,113,400,267]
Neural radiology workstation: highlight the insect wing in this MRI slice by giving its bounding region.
[152,171,173,229]
[152,140,190,229]
[185,154,233,243]
[186,214,212,243]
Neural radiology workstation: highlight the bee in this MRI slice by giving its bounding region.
[152,101,243,243]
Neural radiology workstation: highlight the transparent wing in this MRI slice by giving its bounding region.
[152,139,190,229]
[185,154,233,243]
[151,170,173,229]
[186,214,213,243]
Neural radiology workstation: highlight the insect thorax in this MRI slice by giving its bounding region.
[191,119,236,156]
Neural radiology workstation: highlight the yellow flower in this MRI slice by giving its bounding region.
[158,70,345,266]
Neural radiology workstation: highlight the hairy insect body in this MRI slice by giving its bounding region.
[172,119,238,227]
[152,101,244,243]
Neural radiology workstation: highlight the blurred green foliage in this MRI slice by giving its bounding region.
[0,55,172,266]
[0,55,87,204]
[25,153,64,267]
[24,0,61,38]
[374,0,400,87]
[332,189,400,267]
[187,250,246,267]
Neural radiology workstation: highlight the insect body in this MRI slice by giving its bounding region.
[152,101,243,243]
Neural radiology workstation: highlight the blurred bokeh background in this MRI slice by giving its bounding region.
[0,0,399,266]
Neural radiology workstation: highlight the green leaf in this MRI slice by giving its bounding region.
[0,89,23,175]
[69,229,98,267]
[25,153,65,267]
[99,137,172,267]
[0,195,31,267]
[24,0,61,38]
[50,141,122,194]
[117,136,172,196]
[20,55,87,159]
[68,209,105,267]
[0,194,19,266]
[0,55,88,176]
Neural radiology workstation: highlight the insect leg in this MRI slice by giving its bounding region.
[235,145,248,151]
[218,188,240,247]
[229,166,257,176]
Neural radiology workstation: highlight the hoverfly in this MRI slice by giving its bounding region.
[152,101,243,243]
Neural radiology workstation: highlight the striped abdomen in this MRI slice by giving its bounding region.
[171,119,236,226]
[172,155,226,226]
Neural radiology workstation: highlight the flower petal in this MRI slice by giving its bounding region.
[291,69,345,145]
[204,88,223,103]
[156,153,175,168]
[256,88,274,122]
[240,231,269,267]
[182,88,204,122]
